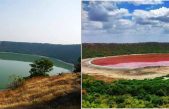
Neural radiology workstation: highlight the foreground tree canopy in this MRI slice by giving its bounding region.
[29,58,54,77]
[82,74,169,108]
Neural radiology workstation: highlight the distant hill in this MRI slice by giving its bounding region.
[0,41,81,64]
[83,42,169,58]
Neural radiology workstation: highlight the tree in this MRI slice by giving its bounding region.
[29,58,54,77]
[73,57,81,73]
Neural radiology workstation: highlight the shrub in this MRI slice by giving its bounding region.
[58,72,63,76]
[82,74,169,108]
[29,58,53,77]
[8,75,25,89]
[73,57,81,73]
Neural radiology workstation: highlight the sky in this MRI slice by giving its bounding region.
[0,0,81,44]
[82,0,169,43]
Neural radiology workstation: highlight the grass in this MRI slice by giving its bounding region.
[0,73,81,109]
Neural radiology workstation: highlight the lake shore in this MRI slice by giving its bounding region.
[82,58,169,80]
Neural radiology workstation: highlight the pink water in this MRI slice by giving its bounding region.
[105,61,169,69]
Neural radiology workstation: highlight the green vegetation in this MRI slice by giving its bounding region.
[73,57,81,73]
[83,43,169,58]
[29,58,54,77]
[82,75,169,108]
[0,52,73,70]
[8,75,25,89]
[0,41,80,64]
[82,43,169,108]
[8,58,54,89]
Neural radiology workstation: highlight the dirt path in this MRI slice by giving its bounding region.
[82,58,169,80]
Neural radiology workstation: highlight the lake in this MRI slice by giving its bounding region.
[0,52,73,89]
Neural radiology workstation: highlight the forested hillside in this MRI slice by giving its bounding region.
[83,42,169,58]
[0,41,80,64]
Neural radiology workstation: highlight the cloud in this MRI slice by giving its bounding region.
[82,1,133,38]
[82,1,169,43]
[83,1,131,29]
[129,0,163,5]
[108,8,130,18]
[86,2,105,21]
[133,7,169,31]
[85,1,117,21]
[88,4,108,21]
[133,7,169,20]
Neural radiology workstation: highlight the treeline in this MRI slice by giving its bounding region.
[0,41,81,64]
[82,75,169,108]
[82,42,169,58]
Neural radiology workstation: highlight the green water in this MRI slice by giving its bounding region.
[0,52,73,89]
[0,52,74,70]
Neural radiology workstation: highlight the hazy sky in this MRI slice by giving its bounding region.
[0,0,81,44]
[82,0,169,43]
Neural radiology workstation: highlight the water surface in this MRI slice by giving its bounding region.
[0,59,70,89]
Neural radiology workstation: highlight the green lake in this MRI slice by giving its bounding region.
[0,52,73,89]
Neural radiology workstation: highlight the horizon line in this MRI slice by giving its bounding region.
[0,40,81,45]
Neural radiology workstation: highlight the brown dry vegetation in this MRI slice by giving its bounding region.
[91,75,121,83]
[0,73,81,109]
